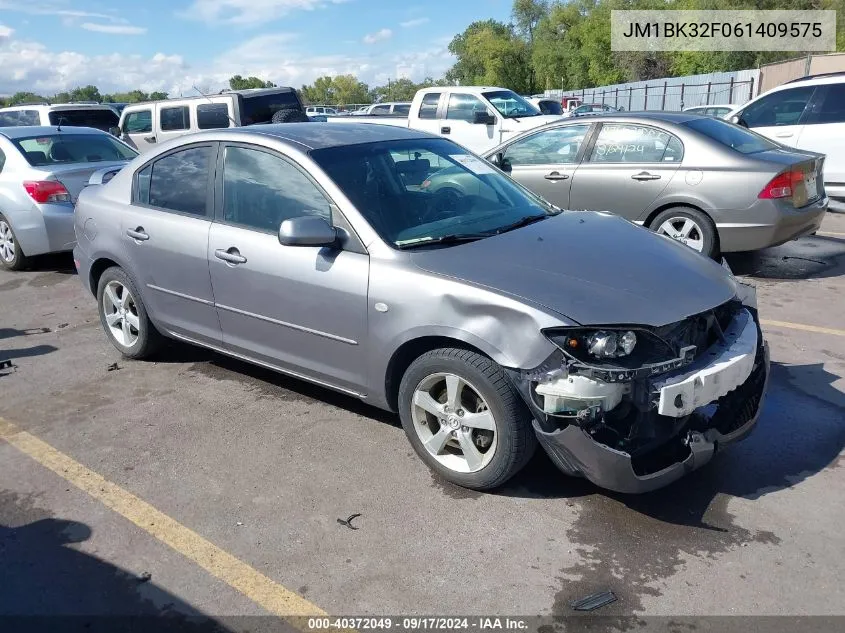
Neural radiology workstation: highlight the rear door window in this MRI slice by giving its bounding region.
[159,106,190,131]
[371,105,391,115]
[804,83,845,124]
[740,86,816,127]
[589,124,683,163]
[137,145,213,216]
[418,93,441,119]
[196,103,231,129]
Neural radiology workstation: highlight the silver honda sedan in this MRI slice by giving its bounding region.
[0,126,137,270]
[426,113,827,258]
[73,123,769,493]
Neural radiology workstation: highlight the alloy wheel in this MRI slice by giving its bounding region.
[656,217,705,252]
[411,372,498,473]
[0,220,15,263]
[102,280,141,348]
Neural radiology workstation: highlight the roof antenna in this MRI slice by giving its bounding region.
[192,85,238,128]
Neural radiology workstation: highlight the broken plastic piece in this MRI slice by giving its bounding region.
[570,590,617,611]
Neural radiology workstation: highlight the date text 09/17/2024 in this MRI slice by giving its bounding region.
[306,617,529,631]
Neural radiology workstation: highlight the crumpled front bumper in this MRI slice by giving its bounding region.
[532,315,770,494]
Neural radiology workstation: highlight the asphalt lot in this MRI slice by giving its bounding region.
[1,213,844,627]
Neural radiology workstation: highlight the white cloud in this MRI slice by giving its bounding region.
[0,24,13,38]
[80,23,147,35]
[0,2,117,22]
[363,28,392,44]
[0,30,454,98]
[180,0,348,26]
[400,18,429,28]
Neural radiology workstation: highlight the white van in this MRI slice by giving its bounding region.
[0,103,119,132]
[117,87,306,152]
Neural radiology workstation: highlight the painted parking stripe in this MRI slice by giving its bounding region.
[0,417,325,624]
[760,319,845,338]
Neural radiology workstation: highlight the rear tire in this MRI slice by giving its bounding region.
[271,108,310,123]
[97,266,162,359]
[0,214,30,271]
[398,348,537,491]
[649,206,718,259]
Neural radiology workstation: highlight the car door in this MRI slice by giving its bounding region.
[207,143,369,394]
[568,122,682,220]
[733,85,817,148]
[442,92,498,152]
[794,82,845,190]
[498,123,594,208]
[156,104,191,144]
[414,92,445,136]
[122,107,157,151]
[121,143,220,345]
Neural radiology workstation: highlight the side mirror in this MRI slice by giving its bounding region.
[493,151,512,173]
[109,126,122,137]
[473,110,495,125]
[730,114,747,127]
[278,215,338,247]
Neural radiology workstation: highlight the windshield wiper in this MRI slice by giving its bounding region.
[396,233,490,249]
[493,214,549,234]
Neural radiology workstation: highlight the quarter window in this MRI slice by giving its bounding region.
[160,106,190,131]
[196,103,230,129]
[739,86,815,128]
[371,105,391,115]
[138,145,211,216]
[446,94,487,122]
[805,83,845,124]
[125,110,152,134]
[505,124,592,166]
[418,93,440,119]
[222,146,331,233]
[589,124,683,163]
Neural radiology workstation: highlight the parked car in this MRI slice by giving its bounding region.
[0,103,120,132]
[117,87,307,152]
[566,103,619,118]
[74,123,769,494]
[683,104,738,119]
[350,102,412,116]
[528,97,564,116]
[425,112,827,259]
[727,72,845,205]
[332,87,562,153]
[306,106,340,116]
[0,126,136,270]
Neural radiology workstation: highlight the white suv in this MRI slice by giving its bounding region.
[729,73,845,203]
[0,103,119,132]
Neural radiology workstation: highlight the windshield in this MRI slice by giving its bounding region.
[238,90,302,125]
[14,133,137,166]
[310,138,552,249]
[537,100,563,115]
[684,117,778,154]
[483,90,541,119]
[47,108,119,131]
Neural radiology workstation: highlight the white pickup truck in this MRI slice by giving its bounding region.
[329,86,563,154]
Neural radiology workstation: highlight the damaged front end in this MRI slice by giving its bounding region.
[507,285,770,493]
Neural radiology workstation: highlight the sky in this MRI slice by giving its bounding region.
[0,0,512,97]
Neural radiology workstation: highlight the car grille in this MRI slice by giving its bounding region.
[653,299,743,360]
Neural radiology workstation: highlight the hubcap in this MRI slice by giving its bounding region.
[0,221,15,263]
[656,217,704,252]
[102,280,141,348]
[411,373,497,473]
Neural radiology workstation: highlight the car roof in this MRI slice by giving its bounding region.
[0,104,115,111]
[233,122,433,149]
[569,111,699,124]
[0,125,107,140]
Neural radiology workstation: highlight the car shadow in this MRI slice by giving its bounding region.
[725,234,845,280]
[0,344,58,361]
[25,252,78,274]
[0,490,231,630]
[0,327,52,341]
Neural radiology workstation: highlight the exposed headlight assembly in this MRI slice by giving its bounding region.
[585,330,637,358]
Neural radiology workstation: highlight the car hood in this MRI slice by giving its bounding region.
[503,114,563,131]
[409,212,738,327]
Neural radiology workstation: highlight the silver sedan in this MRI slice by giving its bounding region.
[0,126,136,270]
[426,112,827,258]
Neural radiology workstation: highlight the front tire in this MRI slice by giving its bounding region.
[97,267,161,359]
[398,348,537,490]
[0,214,30,271]
[649,207,718,259]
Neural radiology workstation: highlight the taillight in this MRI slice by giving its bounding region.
[758,170,802,200]
[23,180,72,204]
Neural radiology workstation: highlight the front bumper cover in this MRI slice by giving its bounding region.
[530,313,770,494]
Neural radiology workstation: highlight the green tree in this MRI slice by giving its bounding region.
[6,91,49,105]
[331,74,370,105]
[68,85,102,102]
[446,19,532,92]
[228,75,276,90]
[512,0,548,44]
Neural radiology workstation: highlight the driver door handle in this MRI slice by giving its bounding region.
[215,247,247,265]
[631,171,661,181]
[126,227,149,241]
[544,171,569,181]
[775,132,794,138]
[144,136,157,143]
[441,127,450,134]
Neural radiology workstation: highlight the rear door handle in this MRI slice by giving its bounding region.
[544,171,570,181]
[215,247,247,265]
[775,132,794,138]
[144,136,157,143]
[631,172,661,181]
[126,227,149,241]
[441,127,450,134]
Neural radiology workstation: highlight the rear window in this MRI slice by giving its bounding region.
[47,108,119,131]
[684,117,778,154]
[237,90,301,125]
[537,100,563,115]
[13,133,137,166]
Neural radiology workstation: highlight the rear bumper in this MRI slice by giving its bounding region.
[532,314,770,494]
[716,196,827,253]
[15,203,76,256]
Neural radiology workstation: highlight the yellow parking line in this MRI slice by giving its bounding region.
[0,417,325,624]
[760,319,845,337]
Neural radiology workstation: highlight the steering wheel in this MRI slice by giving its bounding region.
[420,188,463,223]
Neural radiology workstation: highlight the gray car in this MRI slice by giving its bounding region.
[0,126,137,270]
[73,123,769,493]
[427,113,827,258]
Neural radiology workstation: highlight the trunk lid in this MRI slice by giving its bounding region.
[755,148,825,207]
[34,161,129,202]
